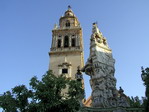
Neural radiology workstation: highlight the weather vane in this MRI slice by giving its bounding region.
[68,5,71,10]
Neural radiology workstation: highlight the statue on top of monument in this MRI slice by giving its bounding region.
[92,22,101,34]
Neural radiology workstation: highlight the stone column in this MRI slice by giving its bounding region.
[69,35,72,47]
[55,36,57,48]
[61,35,64,47]
[53,35,56,48]
[58,67,61,75]
[68,66,72,78]
[77,35,80,47]
[75,35,78,46]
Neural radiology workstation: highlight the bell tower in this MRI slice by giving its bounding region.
[49,6,84,80]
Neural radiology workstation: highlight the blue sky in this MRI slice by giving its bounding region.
[0,0,149,103]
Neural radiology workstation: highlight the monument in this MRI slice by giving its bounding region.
[82,23,130,109]
[48,6,145,112]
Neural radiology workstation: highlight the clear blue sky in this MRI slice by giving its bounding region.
[0,0,149,102]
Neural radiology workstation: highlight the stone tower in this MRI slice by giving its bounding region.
[49,6,84,80]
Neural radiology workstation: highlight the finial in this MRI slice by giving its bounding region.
[68,5,71,10]
[54,23,58,29]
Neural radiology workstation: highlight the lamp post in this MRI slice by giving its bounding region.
[75,66,85,108]
[75,66,83,81]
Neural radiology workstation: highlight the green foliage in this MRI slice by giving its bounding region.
[141,67,149,112]
[0,91,17,112]
[12,85,32,112]
[128,96,142,108]
[0,70,84,112]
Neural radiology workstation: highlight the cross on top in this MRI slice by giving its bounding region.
[68,5,71,10]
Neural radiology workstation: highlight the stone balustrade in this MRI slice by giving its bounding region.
[50,46,82,52]
[54,26,81,30]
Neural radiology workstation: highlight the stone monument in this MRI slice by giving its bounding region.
[82,23,129,109]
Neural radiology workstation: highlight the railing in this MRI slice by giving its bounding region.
[50,46,82,52]
[53,26,81,30]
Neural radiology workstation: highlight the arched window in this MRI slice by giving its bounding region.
[57,39,61,48]
[64,36,69,47]
[65,20,70,27]
[71,38,76,47]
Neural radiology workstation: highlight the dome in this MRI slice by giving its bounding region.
[64,5,75,17]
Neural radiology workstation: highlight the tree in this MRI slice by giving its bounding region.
[0,70,84,112]
[141,67,149,112]
[0,91,17,112]
[128,96,142,108]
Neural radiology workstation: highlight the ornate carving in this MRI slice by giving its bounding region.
[82,23,130,109]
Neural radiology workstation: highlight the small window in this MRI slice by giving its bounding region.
[62,69,68,74]
[57,39,61,48]
[72,38,76,47]
[64,36,69,47]
[66,20,70,27]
